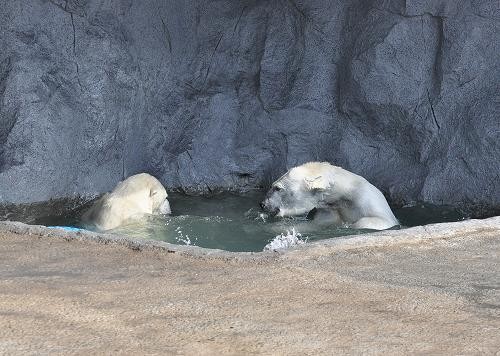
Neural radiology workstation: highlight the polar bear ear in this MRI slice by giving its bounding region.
[304,176,328,191]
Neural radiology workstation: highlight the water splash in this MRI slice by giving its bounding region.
[176,235,192,245]
[174,226,192,245]
[263,228,307,251]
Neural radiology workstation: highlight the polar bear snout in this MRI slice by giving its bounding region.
[158,199,171,215]
[261,193,281,215]
[260,199,280,216]
[261,185,285,216]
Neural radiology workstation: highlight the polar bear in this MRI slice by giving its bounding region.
[82,173,171,231]
[260,162,399,230]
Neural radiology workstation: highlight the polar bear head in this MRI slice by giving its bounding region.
[150,184,171,215]
[125,173,171,215]
[82,173,171,231]
[260,162,334,217]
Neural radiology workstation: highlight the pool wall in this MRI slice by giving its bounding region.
[0,1,498,211]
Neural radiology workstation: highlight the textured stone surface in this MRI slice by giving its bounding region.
[0,0,499,206]
[1,218,500,354]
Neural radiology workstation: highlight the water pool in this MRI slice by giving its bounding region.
[31,192,472,252]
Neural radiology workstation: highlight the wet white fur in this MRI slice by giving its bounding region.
[82,173,170,231]
[271,162,398,230]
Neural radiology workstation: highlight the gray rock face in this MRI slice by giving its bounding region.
[0,0,499,208]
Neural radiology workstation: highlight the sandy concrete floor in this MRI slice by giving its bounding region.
[1,220,500,355]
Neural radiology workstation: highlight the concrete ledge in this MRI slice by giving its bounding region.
[1,217,500,354]
[298,216,500,253]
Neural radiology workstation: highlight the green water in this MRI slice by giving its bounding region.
[40,192,468,252]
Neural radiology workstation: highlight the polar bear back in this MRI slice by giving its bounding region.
[322,166,396,224]
[351,177,398,227]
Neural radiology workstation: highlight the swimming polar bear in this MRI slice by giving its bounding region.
[260,162,399,230]
[82,173,171,231]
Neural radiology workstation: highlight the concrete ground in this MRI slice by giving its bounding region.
[1,218,500,355]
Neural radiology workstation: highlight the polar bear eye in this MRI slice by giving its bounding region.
[273,186,282,192]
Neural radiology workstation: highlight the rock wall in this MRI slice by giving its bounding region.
[0,0,499,207]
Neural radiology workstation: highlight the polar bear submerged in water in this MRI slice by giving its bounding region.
[260,162,399,230]
[82,173,171,231]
